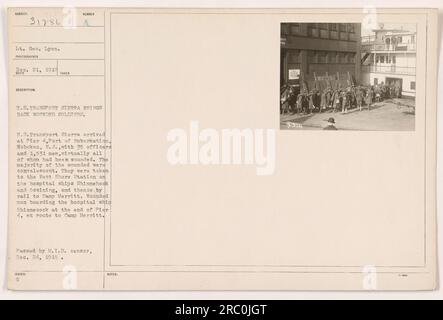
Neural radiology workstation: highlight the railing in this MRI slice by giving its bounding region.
[361,65,416,75]
[361,43,416,52]
[361,35,376,43]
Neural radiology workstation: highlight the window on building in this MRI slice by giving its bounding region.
[348,53,355,63]
[339,24,346,32]
[347,24,355,33]
[380,56,385,63]
[319,52,328,63]
[411,81,416,90]
[308,23,318,37]
[392,56,396,64]
[290,23,301,35]
[328,52,337,63]
[308,51,318,63]
[281,24,290,35]
[375,56,380,63]
[289,50,300,63]
[318,24,329,38]
[329,23,337,31]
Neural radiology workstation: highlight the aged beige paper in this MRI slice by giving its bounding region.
[7,7,438,290]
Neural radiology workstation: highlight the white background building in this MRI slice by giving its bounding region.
[361,25,416,97]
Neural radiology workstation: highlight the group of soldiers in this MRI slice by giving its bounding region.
[280,82,402,115]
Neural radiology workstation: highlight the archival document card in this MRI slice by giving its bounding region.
[7,7,438,290]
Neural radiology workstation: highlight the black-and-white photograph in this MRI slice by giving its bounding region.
[280,23,416,131]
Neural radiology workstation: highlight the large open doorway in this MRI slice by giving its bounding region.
[385,77,403,96]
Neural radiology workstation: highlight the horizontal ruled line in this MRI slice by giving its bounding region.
[13,58,104,61]
[13,25,104,28]
[13,41,104,44]
[13,74,104,77]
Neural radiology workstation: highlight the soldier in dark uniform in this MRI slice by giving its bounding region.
[389,84,395,99]
[325,88,333,111]
[301,93,309,114]
[349,85,356,109]
[313,89,321,112]
[356,86,364,111]
[394,83,401,98]
[380,82,387,100]
[288,86,298,114]
[308,91,314,114]
[320,90,327,113]
[296,93,303,114]
[374,85,381,102]
[341,90,349,114]
[332,90,341,113]
[280,85,290,114]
